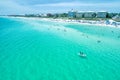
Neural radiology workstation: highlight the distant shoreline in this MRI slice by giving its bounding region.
[2,16,120,28]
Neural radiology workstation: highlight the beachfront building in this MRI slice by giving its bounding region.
[76,12,84,18]
[68,9,77,18]
[112,15,120,20]
[112,15,120,22]
[47,13,53,17]
[108,13,119,18]
[53,14,59,18]
[96,11,107,18]
[84,12,96,18]
[40,14,47,17]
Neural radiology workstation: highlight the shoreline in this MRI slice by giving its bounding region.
[43,19,120,28]
[2,16,120,28]
[41,18,120,28]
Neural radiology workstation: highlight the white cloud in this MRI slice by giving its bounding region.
[0,0,39,14]
[0,1,119,14]
[34,2,120,7]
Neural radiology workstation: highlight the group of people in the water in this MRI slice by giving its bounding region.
[111,30,120,38]
[47,26,67,32]
[81,33,102,43]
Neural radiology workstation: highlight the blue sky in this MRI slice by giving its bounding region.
[0,0,120,15]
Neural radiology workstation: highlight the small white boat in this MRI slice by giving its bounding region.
[78,52,86,57]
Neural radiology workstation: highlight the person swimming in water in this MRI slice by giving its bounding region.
[97,40,101,43]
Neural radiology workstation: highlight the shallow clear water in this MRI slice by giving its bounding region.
[0,17,120,80]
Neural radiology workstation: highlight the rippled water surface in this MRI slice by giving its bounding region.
[0,17,120,80]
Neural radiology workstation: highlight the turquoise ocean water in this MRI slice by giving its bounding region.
[0,17,120,80]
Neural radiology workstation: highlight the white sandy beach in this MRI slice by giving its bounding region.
[7,16,120,28]
[41,18,120,28]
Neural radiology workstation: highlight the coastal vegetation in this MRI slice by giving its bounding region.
[7,12,120,22]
